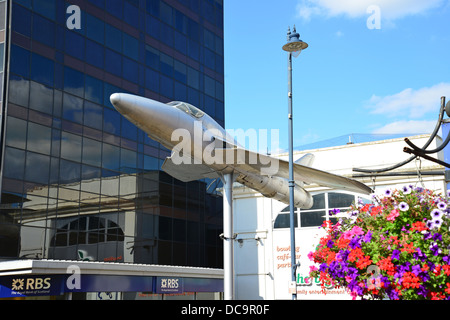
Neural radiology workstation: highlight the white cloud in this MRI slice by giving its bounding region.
[372,120,436,134]
[366,83,450,118]
[296,0,446,21]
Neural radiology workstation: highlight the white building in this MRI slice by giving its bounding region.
[232,134,446,300]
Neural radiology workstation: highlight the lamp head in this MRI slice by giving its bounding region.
[282,25,308,53]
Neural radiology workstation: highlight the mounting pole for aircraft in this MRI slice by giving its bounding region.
[222,172,237,300]
[282,25,308,300]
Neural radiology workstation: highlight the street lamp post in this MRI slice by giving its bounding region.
[282,26,308,300]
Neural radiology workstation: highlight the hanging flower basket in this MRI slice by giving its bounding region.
[308,186,450,300]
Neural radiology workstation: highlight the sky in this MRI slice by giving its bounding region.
[223,0,450,153]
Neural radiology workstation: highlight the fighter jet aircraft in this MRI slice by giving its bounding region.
[110,93,372,209]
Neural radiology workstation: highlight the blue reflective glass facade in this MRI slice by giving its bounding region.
[0,0,224,268]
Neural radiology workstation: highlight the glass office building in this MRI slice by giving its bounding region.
[0,0,224,281]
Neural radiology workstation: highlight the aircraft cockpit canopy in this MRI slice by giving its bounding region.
[167,101,204,119]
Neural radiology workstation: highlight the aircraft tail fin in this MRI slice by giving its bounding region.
[295,153,315,167]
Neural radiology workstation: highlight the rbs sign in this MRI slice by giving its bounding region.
[156,277,183,294]
[0,275,64,298]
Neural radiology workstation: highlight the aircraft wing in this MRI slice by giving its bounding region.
[228,146,373,195]
[161,141,372,195]
[161,156,220,182]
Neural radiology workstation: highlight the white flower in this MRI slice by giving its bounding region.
[399,202,409,212]
[402,185,412,195]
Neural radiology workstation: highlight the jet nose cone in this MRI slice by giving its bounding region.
[110,93,121,106]
[110,93,132,115]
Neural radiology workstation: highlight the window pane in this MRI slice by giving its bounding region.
[61,132,82,161]
[33,0,56,20]
[310,193,325,210]
[85,39,104,69]
[103,107,121,134]
[4,147,25,180]
[83,101,103,130]
[6,117,27,149]
[328,192,355,208]
[102,143,120,171]
[82,137,102,167]
[84,75,103,104]
[65,31,84,60]
[86,13,104,44]
[274,213,298,229]
[64,67,84,97]
[122,33,138,61]
[32,14,55,47]
[59,159,81,184]
[300,211,326,228]
[105,24,122,52]
[29,81,53,114]
[27,122,51,154]
[25,152,50,184]
[31,53,54,87]
[63,93,83,124]
[12,4,31,37]
[10,45,30,77]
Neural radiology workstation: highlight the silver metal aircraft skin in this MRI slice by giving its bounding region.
[110,93,372,209]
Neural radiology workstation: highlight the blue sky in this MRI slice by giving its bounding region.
[223,0,450,152]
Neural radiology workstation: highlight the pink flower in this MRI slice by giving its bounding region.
[387,209,399,221]
[309,265,318,272]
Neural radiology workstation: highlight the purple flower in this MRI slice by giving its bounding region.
[384,189,392,197]
[433,233,443,242]
[349,236,361,249]
[329,208,340,216]
[326,240,334,248]
[412,264,421,276]
[363,231,373,243]
[392,249,400,260]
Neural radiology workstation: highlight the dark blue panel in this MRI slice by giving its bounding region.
[103,82,122,108]
[160,74,173,98]
[12,4,31,37]
[105,0,123,19]
[87,0,105,9]
[123,57,139,83]
[146,0,159,16]
[174,81,186,101]
[33,0,56,20]
[103,107,121,135]
[105,24,122,52]
[10,45,30,77]
[123,34,139,61]
[85,39,104,69]
[64,66,84,97]
[145,14,159,39]
[31,53,54,87]
[86,13,105,44]
[65,30,85,60]
[105,49,122,77]
[121,118,138,141]
[33,14,56,47]
[85,75,103,104]
[124,1,139,29]
[145,67,159,91]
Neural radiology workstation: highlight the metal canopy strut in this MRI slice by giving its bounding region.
[353,96,450,177]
